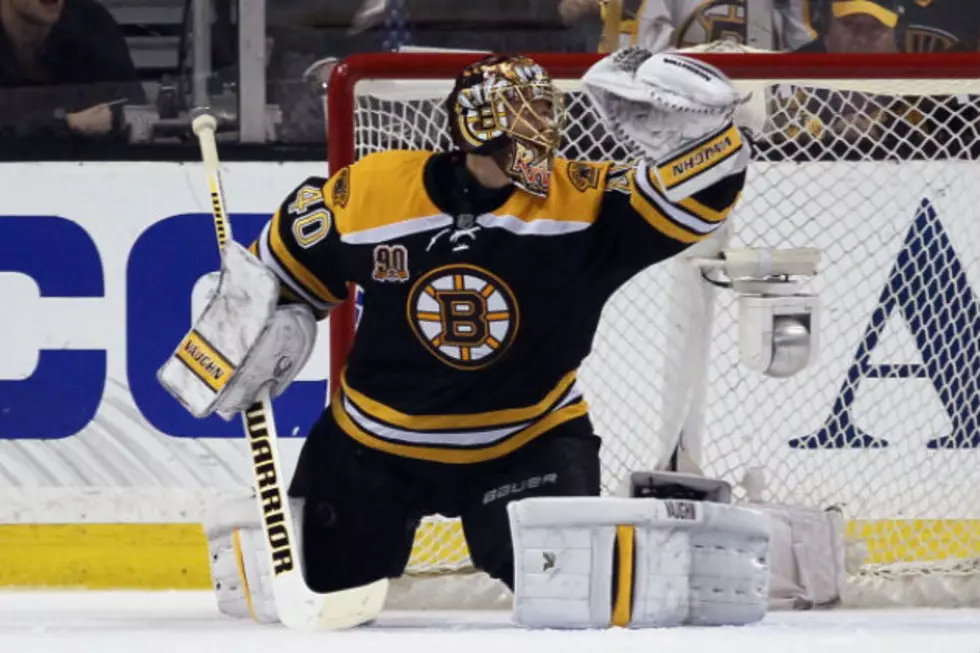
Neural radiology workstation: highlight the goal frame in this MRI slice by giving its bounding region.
[325,50,980,391]
[323,50,980,606]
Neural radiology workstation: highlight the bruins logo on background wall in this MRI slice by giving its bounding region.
[407,264,519,370]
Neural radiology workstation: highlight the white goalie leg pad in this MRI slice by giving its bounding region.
[157,241,317,420]
[205,493,390,630]
[204,496,280,624]
[509,497,771,629]
[750,503,846,610]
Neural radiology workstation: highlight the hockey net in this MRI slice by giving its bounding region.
[327,50,980,609]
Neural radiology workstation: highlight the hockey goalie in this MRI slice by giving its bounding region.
[160,48,838,629]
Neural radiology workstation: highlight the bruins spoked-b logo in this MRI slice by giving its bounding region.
[407,264,519,370]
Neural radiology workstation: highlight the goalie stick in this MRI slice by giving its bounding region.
[189,110,389,630]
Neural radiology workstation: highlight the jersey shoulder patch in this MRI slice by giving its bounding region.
[555,157,609,196]
[566,160,603,192]
[556,158,610,218]
[331,166,350,208]
[328,150,442,240]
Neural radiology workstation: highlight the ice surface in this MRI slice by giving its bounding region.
[1,591,978,653]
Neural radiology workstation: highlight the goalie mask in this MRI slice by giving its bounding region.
[446,54,564,197]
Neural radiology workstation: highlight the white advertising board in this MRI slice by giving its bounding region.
[1,158,978,539]
[0,161,330,523]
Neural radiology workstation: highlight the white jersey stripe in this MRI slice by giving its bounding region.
[635,161,722,235]
[340,214,454,245]
[342,381,585,448]
[476,214,593,236]
[258,222,335,311]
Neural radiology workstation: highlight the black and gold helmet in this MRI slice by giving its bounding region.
[446,54,564,197]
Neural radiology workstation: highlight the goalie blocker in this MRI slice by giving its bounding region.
[157,241,317,422]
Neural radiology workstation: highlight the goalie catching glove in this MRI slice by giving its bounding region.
[157,241,317,420]
[582,48,749,202]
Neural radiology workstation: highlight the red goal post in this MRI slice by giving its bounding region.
[324,51,980,609]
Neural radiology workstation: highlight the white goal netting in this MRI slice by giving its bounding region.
[339,51,980,608]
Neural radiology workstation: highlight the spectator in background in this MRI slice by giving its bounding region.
[0,0,145,146]
[558,0,600,29]
[798,0,979,53]
[559,0,625,51]
[794,0,899,53]
[772,0,976,162]
[781,0,899,147]
[898,0,980,52]
[560,1,818,53]
[267,0,600,145]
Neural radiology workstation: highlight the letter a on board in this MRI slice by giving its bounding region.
[791,199,980,449]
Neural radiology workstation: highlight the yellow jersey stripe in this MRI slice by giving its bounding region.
[610,524,636,627]
[341,368,579,431]
[257,222,336,312]
[647,168,734,225]
[628,173,702,244]
[332,398,589,464]
[678,191,742,224]
[643,167,730,228]
[268,209,344,305]
[175,330,233,392]
[657,124,743,191]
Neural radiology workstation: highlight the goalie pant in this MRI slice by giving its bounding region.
[289,411,601,593]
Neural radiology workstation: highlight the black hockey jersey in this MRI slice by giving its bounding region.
[254,145,745,464]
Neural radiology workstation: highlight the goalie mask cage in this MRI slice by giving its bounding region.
[327,51,980,609]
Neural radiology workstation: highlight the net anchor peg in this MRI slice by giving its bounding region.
[689,247,821,379]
